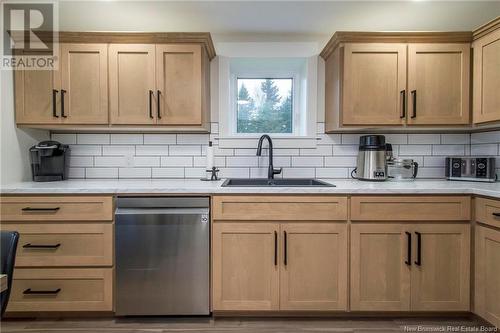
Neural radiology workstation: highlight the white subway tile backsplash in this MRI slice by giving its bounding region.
[470,144,498,155]
[64,126,500,180]
[211,123,219,134]
[316,122,325,134]
[315,168,348,179]
[169,145,201,156]
[226,156,259,167]
[441,133,469,145]
[282,168,315,178]
[408,134,440,144]
[471,131,500,144]
[111,134,143,145]
[292,156,324,167]
[177,134,209,145]
[102,145,135,156]
[95,156,126,167]
[161,156,193,167]
[86,168,118,178]
[70,145,102,156]
[143,134,176,145]
[52,133,77,145]
[152,168,185,178]
[399,145,432,156]
[324,156,357,167]
[77,134,110,144]
[133,156,160,167]
[135,145,169,156]
[300,146,332,156]
[432,145,465,156]
[119,168,151,179]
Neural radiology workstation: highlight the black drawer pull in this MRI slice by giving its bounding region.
[23,243,61,249]
[157,90,162,119]
[274,231,278,266]
[22,207,60,212]
[415,231,422,266]
[149,90,154,119]
[400,90,406,119]
[492,212,500,217]
[23,288,61,295]
[60,89,67,118]
[411,90,417,119]
[52,89,59,118]
[283,230,288,266]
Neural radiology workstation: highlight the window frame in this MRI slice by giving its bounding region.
[229,70,302,137]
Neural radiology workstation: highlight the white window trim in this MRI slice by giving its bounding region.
[217,53,318,149]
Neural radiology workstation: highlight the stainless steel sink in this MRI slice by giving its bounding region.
[221,178,335,187]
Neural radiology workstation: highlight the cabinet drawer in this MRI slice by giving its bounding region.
[0,223,113,267]
[0,196,113,222]
[6,268,113,312]
[350,196,470,221]
[475,197,500,229]
[212,196,348,221]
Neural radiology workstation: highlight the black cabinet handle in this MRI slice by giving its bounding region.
[60,89,67,118]
[415,231,422,266]
[149,90,154,119]
[283,230,288,266]
[157,90,161,119]
[274,231,278,266]
[411,90,417,119]
[492,212,500,218]
[23,288,61,295]
[400,90,406,119]
[22,207,60,212]
[405,231,412,266]
[23,243,61,249]
[52,89,59,118]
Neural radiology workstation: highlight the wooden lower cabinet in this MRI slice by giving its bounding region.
[212,223,279,311]
[280,223,348,311]
[410,224,470,311]
[350,223,470,312]
[350,224,411,311]
[212,222,348,311]
[475,225,500,327]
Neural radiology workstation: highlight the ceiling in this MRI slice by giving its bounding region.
[59,1,500,45]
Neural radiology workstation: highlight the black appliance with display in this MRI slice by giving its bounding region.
[29,141,70,182]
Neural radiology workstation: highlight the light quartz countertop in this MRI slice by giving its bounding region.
[1,179,499,198]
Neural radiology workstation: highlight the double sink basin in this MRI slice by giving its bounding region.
[221,178,334,187]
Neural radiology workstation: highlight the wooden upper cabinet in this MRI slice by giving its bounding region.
[156,44,204,126]
[411,224,470,311]
[342,43,407,126]
[473,25,500,124]
[60,43,108,124]
[109,44,156,125]
[407,44,470,125]
[15,50,61,124]
[280,223,348,311]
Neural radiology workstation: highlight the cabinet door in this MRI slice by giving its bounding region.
[212,223,279,311]
[156,44,202,125]
[411,224,470,311]
[342,43,407,126]
[473,29,500,124]
[475,226,500,327]
[15,51,61,124]
[109,44,156,125]
[280,223,348,311]
[60,43,108,124]
[350,224,411,311]
[407,44,470,125]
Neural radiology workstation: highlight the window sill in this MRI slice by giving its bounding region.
[217,136,318,149]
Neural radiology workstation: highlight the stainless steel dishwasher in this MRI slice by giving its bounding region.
[115,197,209,316]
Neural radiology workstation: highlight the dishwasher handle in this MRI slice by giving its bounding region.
[115,207,209,216]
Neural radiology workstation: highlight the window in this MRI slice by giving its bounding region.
[236,78,293,134]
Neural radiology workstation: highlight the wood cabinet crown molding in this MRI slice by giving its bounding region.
[473,16,500,41]
[320,31,472,60]
[8,31,216,60]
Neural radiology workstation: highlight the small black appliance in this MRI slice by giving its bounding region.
[29,141,70,182]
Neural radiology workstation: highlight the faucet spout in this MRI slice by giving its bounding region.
[256,134,282,180]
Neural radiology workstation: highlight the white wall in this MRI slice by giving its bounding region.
[0,71,49,185]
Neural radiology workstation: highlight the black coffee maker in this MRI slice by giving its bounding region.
[29,141,70,182]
